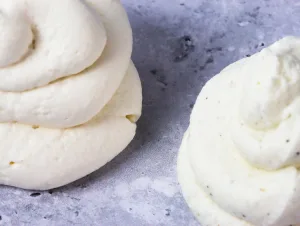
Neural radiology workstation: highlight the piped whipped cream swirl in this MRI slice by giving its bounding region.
[179,37,300,226]
[233,36,300,170]
[0,0,132,128]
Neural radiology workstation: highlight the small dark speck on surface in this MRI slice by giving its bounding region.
[205,47,223,53]
[242,214,246,218]
[150,68,167,87]
[31,39,36,50]
[75,211,79,217]
[189,103,194,109]
[0,215,2,221]
[30,192,41,197]
[48,190,53,195]
[43,214,53,220]
[256,43,265,48]
[150,69,157,75]
[129,208,132,211]
[209,32,225,43]
[206,56,214,64]
[199,56,214,70]
[246,54,251,57]
[296,152,300,156]
[165,208,171,216]
[247,6,260,18]
[153,71,167,87]
[286,139,290,143]
[173,35,195,62]
[80,184,88,189]
[70,197,80,201]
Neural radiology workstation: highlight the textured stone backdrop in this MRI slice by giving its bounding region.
[0,0,299,225]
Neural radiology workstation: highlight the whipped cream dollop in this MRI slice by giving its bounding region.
[0,0,142,190]
[0,0,132,129]
[178,37,300,226]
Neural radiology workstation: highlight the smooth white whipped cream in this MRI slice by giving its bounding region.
[178,37,300,226]
[0,0,133,128]
[0,2,32,67]
[0,0,142,190]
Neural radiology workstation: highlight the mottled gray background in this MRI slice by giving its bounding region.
[1,0,300,225]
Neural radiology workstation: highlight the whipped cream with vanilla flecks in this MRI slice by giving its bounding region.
[178,37,300,226]
[0,0,142,190]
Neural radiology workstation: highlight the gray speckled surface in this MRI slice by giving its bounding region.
[1,0,300,225]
